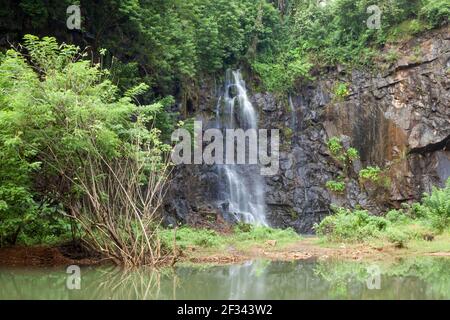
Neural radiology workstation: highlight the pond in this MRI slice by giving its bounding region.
[0,257,449,299]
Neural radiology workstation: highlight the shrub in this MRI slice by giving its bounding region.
[420,0,450,27]
[0,36,171,265]
[387,19,428,42]
[235,222,253,233]
[252,53,313,93]
[314,207,388,242]
[386,209,410,224]
[416,178,450,232]
[386,228,408,248]
[326,137,360,165]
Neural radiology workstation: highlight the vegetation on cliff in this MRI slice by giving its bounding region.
[0,1,448,265]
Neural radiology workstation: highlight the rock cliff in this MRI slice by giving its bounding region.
[164,26,450,233]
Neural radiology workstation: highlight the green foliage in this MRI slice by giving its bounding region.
[314,207,388,242]
[385,228,409,248]
[326,180,346,193]
[333,82,350,100]
[160,227,223,249]
[160,225,300,250]
[346,148,360,161]
[2,0,447,98]
[413,178,450,232]
[420,0,450,28]
[251,0,449,92]
[252,49,313,93]
[232,225,299,242]
[326,137,360,165]
[282,126,294,142]
[386,209,411,224]
[235,222,253,233]
[387,19,428,42]
[0,36,169,246]
[327,137,344,157]
[384,49,400,64]
[316,179,450,244]
[324,137,360,194]
[359,166,382,183]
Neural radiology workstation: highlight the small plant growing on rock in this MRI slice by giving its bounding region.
[326,137,360,166]
[359,166,382,183]
[327,137,344,158]
[346,147,360,161]
[326,180,346,193]
[282,127,294,141]
[333,82,349,101]
[325,137,361,194]
[384,49,400,64]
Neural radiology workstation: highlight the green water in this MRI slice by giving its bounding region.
[0,258,449,300]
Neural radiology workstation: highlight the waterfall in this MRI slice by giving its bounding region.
[215,69,267,226]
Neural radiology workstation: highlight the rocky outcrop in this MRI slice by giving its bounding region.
[164,26,450,234]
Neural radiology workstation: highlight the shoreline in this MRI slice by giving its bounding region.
[2,235,449,268]
[182,236,450,266]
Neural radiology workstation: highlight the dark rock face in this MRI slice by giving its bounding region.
[164,26,450,234]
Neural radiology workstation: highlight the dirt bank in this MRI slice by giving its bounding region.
[0,242,103,267]
[1,235,449,268]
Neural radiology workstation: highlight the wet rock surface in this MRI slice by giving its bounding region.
[164,26,450,234]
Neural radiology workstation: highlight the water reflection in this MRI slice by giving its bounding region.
[0,258,449,299]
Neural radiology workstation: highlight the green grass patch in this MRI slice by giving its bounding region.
[159,225,301,251]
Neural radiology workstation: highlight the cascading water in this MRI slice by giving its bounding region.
[215,70,267,226]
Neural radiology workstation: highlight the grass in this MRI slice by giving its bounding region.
[159,225,301,252]
[387,19,428,43]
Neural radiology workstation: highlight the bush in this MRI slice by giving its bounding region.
[386,228,408,248]
[420,0,450,27]
[387,19,428,42]
[252,52,313,93]
[314,207,388,242]
[415,178,450,232]
[0,36,171,266]
[386,209,411,224]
